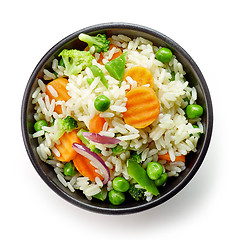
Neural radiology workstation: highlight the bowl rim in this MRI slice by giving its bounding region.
[21,22,213,215]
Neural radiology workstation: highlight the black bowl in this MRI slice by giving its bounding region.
[21,22,213,214]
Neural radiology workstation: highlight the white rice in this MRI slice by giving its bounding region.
[31,34,203,202]
[51,147,60,157]
[57,174,67,187]
[33,130,44,138]
[117,134,140,141]
[38,79,46,92]
[95,177,103,187]
[43,69,56,80]
[47,85,58,98]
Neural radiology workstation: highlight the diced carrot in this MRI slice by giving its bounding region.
[89,114,106,133]
[123,86,160,128]
[97,44,122,65]
[45,78,71,114]
[53,130,81,162]
[124,66,154,88]
[73,154,103,181]
[158,153,185,163]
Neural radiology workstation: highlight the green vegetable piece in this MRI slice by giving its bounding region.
[147,162,163,180]
[170,71,175,81]
[34,120,48,132]
[89,144,102,154]
[93,187,108,201]
[55,116,78,140]
[127,160,159,196]
[128,151,142,163]
[89,65,108,89]
[58,116,78,132]
[77,129,90,146]
[155,172,168,187]
[77,129,101,153]
[128,184,145,201]
[53,71,58,78]
[87,77,94,85]
[183,97,190,104]
[79,33,110,53]
[186,104,203,119]
[113,177,130,192]
[156,47,173,63]
[111,145,126,156]
[63,162,75,177]
[190,125,201,137]
[94,95,110,112]
[47,152,54,160]
[58,49,94,76]
[59,58,65,67]
[105,52,127,84]
[108,190,125,205]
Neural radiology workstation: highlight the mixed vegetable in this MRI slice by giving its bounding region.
[33,33,204,205]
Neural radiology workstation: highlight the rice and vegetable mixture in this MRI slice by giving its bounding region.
[32,33,204,204]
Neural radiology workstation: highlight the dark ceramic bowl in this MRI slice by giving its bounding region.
[21,22,213,214]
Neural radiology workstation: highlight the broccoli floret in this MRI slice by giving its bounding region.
[128,184,145,201]
[111,145,126,156]
[60,116,78,131]
[58,49,94,76]
[79,33,110,53]
[128,151,142,163]
[55,116,78,140]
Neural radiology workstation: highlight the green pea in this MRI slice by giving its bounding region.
[186,104,203,119]
[63,162,75,177]
[156,47,173,63]
[108,190,125,205]
[34,120,48,132]
[113,177,130,192]
[94,95,111,112]
[147,162,163,180]
[155,172,168,187]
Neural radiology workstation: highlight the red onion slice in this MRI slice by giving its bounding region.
[82,132,121,145]
[72,143,110,184]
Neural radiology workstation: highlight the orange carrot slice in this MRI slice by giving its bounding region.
[123,86,160,128]
[53,130,81,162]
[158,153,185,163]
[124,66,154,88]
[45,78,71,114]
[89,114,106,133]
[73,154,103,181]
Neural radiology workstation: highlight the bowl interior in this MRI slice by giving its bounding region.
[22,23,213,214]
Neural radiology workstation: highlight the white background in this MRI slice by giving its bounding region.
[1,0,235,239]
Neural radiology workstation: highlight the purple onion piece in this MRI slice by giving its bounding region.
[82,132,121,144]
[72,143,110,184]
